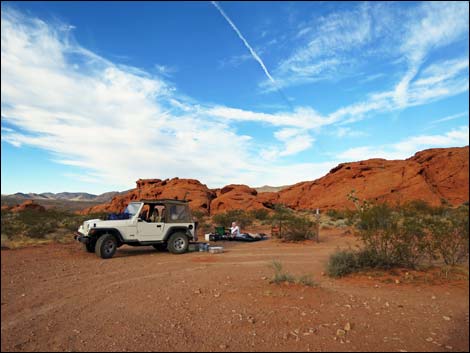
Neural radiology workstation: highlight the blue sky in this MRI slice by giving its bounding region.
[1,1,469,194]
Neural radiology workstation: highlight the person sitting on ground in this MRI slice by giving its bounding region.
[230,221,240,239]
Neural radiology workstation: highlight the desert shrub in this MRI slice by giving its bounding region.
[191,210,206,221]
[296,274,318,287]
[281,214,317,241]
[270,260,295,284]
[269,260,316,286]
[327,250,358,278]
[269,204,318,242]
[250,208,269,221]
[355,248,395,269]
[326,209,356,222]
[333,191,470,276]
[212,209,253,229]
[1,209,107,242]
[401,200,448,217]
[428,206,469,265]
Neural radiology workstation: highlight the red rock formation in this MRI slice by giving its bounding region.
[81,178,215,215]
[80,146,469,215]
[273,146,469,210]
[209,184,266,215]
[10,200,46,212]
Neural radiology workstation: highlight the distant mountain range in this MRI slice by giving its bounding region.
[254,185,290,193]
[2,191,125,203]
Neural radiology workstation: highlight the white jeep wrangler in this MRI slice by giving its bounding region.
[74,199,197,259]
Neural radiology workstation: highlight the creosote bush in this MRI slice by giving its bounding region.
[212,209,254,229]
[1,208,106,243]
[270,204,318,242]
[327,191,469,277]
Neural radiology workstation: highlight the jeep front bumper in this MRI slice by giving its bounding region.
[74,231,89,244]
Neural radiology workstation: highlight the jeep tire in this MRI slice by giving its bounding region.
[167,232,189,254]
[152,243,167,252]
[83,240,95,253]
[95,234,117,259]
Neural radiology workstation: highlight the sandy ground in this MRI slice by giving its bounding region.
[1,228,468,352]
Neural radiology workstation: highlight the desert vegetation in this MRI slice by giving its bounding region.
[327,192,469,277]
[269,260,317,287]
[1,208,106,248]
[269,205,319,242]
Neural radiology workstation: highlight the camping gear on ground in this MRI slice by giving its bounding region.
[198,243,210,252]
[205,231,267,242]
[107,212,131,220]
[215,226,227,236]
[209,246,224,254]
[189,242,209,252]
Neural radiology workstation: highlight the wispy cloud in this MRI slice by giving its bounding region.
[155,64,177,77]
[430,112,469,125]
[1,5,468,192]
[337,126,469,161]
[261,128,314,160]
[211,1,275,84]
[393,2,469,107]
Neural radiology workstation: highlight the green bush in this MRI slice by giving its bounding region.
[212,209,253,229]
[282,214,317,241]
[327,250,358,278]
[428,206,469,265]
[270,260,295,284]
[335,192,470,276]
[1,208,107,242]
[250,208,269,221]
[269,260,317,286]
[270,204,318,242]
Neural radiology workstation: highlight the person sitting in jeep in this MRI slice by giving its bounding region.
[140,204,151,222]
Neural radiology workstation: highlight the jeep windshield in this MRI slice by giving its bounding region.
[124,202,141,218]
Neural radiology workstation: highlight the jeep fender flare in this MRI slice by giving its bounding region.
[164,226,193,241]
[90,228,124,246]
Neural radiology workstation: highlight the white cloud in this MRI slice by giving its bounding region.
[155,64,177,77]
[430,111,468,125]
[337,126,469,161]
[333,127,368,138]
[1,7,256,189]
[0,6,345,190]
[1,6,468,193]
[393,1,469,107]
[261,128,314,160]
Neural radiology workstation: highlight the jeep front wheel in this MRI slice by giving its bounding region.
[167,232,189,254]
[83,240,95,253]
[95,234,117,259]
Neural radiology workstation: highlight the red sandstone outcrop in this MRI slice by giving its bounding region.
[270,146,469,210]
[10,200,46,212]
[81,178,215,215]
[209,184,267,215]
[80,146,469,215]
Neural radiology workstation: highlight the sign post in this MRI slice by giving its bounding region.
[315,208,320,243]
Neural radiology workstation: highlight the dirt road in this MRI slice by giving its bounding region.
[1,229,468,351]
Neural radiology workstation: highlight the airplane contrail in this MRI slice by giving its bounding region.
[211,2,293,108]
[211,1,276,85]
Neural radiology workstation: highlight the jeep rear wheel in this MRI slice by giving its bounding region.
[152,243,167,252]
[95,234,117,259]
[167,232,189,254]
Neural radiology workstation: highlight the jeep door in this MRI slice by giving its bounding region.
[137,220,165,241]
[136,204,165,241]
